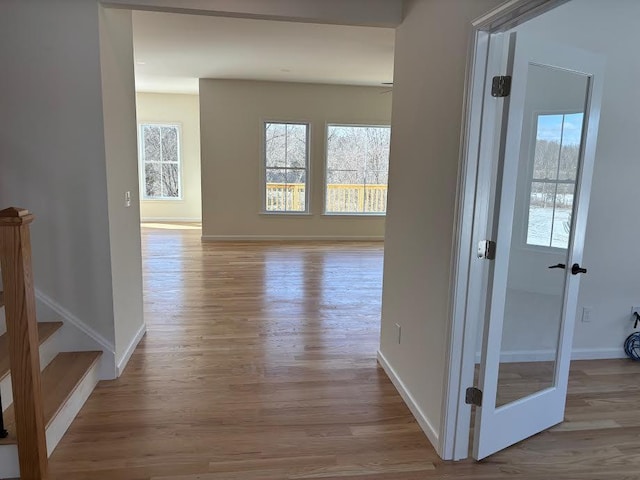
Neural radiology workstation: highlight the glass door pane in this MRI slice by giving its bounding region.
[495,64,589,408]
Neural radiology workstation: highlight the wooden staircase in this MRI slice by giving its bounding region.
[0,350,102,453]
[0,321,63,410]
[0,208,104,479]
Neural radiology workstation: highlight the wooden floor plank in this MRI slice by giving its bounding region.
[41,223,640,479]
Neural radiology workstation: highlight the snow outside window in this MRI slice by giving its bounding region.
[526,113,584,249]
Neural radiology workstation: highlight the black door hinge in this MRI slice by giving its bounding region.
[491,75,511,97]
[477,240,496,260]
[465,387,483,406]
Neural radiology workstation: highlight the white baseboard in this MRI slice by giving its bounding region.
[474,347,627,364]
[36,290,114,352]
[377,350,440,455]
[141,217,201,223]
[0,444,19,479]
[35,290,117,379]
[202,234,384,242]
[46,354,101,456]
[571,347,627,360]
[116,323,147,377]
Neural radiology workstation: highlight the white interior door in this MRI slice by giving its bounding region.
[473,33,605,460]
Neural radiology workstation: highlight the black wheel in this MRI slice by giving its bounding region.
[624,332,640,361]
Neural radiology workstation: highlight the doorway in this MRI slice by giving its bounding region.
[445,0,638,461]
[471,32,603,459]
[129,10,393,241]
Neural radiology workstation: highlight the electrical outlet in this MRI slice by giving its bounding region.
[395,323,402,344]
[125,191,131,208]
[581,306,593,323]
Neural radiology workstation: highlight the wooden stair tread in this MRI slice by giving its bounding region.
[0,351,102,446]
[0,322,63,382]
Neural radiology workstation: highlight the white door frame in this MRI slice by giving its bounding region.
[440,0,570,461]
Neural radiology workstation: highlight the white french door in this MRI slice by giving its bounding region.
[472,33,605,460]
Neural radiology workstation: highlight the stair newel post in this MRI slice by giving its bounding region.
[0,207,49,479]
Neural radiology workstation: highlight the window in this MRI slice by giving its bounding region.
[140,124,181,200]
[526,112,584,249]
[325,125,390,214]
[264,122,309,212]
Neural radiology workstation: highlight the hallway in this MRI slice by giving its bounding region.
[48,225,436,479]
[46,225,640,479]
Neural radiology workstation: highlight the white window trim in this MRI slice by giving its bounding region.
[138,122,184,201]
[521,109,583,252]
[261,120,311,214]
[324,123,391,216]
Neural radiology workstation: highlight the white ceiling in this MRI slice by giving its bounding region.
[132,11,395,94]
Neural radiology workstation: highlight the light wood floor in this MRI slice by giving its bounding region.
[47,225,640,479]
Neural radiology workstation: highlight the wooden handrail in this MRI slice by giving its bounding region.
[0,207,48,479]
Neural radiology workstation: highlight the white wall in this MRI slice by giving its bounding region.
[378,0,502,453]
[105,0,403,27]
[99,7,146,371]
[0,1,147,378]
[512,0,640,356]
[0,1,116,345]
[136,93,202,222]
[199,80,391,240]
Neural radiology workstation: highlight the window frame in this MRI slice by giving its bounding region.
[138,122,184,201]
[521,110,584,252]
[261,120,311,214]
[323,123,391,216]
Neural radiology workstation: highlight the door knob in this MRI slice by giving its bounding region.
[571,263,587,275]
[548,263,566,269]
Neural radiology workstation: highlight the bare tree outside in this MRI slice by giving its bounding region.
[264,122,308,211]
[142,124,180,199]
[326,125,390,213]
[527,113,583,248]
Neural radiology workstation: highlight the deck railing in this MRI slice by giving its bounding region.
[265,183,306,212]
[266,183,387,213]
